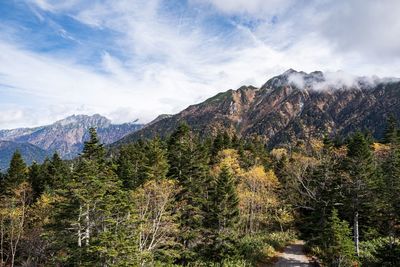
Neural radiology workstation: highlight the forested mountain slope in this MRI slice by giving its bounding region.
[0,141,49,171]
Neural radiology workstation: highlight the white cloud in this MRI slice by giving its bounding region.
[195,0,294,17]
[1,0,400,129]
[203,0,400,61]
[285,70,399,91]
[0,108,24,126]
[28,0,82,12]
[288,72,305,88]
[315,0,400,60]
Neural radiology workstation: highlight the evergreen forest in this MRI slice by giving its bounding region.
[1,120,400,267]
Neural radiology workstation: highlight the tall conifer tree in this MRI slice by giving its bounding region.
[2,150,27,193]
[345,132,375,256]
[49,128,132,265]
[167,123,210,262]
[206,165,239,261]
[117,141,148,189]
[383,115,398,144]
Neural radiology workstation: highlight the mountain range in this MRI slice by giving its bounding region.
[0,114,143,170]
[1,69,399,170]
[115,69,400,147]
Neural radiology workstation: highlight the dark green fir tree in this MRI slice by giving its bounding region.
[2,150,27,193]
[205,165,239,261]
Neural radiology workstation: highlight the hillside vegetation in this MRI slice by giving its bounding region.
[0,119,399,266]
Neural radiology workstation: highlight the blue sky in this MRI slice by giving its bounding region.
[1,0,400,129]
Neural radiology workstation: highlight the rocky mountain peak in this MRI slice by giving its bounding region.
[55,114,112,128]
[261,69,379,92]
[261,69,324,90]
[0,114,144,161]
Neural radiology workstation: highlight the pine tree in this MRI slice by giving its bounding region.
[243,136,269,169]
[28,161,43,200]
[144,137,169,181]
[116,141,148,189]
[383,115,398,144]
[35,153,70,196]
[82,127,105,162]
[210,132,225,165]
[206,165,239,261]
[300,146,343,245]
[323,209,355,266]
[167,123,192,181]
[323,134,334,149]
[167,123,210,262]
[231,133,240,149]
[380,141,400,256]
[344,132,375,256]
[3,150,27,193]
[222,131,232,148]
[49,152,70,188]
[48,128,132,265]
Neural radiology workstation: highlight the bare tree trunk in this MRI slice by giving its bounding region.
[78,205,82,247]
[250,200,255,234]
[85,204,90,246]
[11,188,28,267]
[354,211,359,256]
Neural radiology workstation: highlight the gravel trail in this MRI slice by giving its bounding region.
[273,240,315,267]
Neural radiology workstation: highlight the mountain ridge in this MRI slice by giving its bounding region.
[114,70,400,148]
[0,114,144,164]
[0,141,49,171]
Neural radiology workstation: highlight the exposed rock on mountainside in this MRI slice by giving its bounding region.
[115,70,400,148]
[0,114,143,159]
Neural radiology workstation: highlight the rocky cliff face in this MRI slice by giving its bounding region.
[0,114,144,159]
[115,70,400,148]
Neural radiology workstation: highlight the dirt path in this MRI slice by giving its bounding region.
[273,240,315,267]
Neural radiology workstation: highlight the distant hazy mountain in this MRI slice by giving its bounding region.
[0,141,49,171]
[115,69,400,148]
[0,114,144,163]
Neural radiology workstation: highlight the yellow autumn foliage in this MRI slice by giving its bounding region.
[212,149,244,177]
[238,166,283,234]
[270,148,288,161]
[372,142,391,159]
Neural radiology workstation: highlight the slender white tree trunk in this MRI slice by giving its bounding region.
[78,205,82,247]
[354,211,359,256]
[85,204,90,246]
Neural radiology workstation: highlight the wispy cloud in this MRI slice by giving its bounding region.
[0,0,399,129]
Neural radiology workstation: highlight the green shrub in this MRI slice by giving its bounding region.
[236,235,265,262]
[359,238,400,266]
[235,231,295,264]
[264,231,296,250]
[359,237,387,265]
